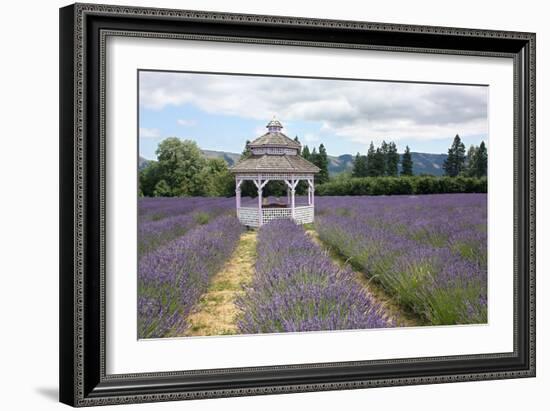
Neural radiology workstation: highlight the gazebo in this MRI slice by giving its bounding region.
[230,118,320,227]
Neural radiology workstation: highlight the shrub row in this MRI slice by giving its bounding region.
[316,176,487,196]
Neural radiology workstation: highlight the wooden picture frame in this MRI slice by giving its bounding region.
[59,3,535,407]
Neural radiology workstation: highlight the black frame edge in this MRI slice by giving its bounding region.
[60,2,536,407]
[60,3,76,407]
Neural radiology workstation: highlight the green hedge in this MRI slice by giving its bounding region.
[316,176,487,196]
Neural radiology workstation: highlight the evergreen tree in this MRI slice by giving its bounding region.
[386,142,400,176]
[472,141,488,177]
[241,139,252,159]
[366,142,378,177]
[310,147,318,166]
[352,152,368,177]
[302,145,311,161]
[443,134,466,177]
[315,144,330,184]
[380,140,389,176]
[401,145,414,176]
[371,147,386,177]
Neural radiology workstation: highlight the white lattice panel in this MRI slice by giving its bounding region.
[237,207,260,227]
[237,206,314,227]
[251,147,298,155]
[234,173,314,181]
[262,208,292,223]
[294,206,314,224]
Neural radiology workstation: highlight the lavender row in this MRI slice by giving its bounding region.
[237,219,390,334]
[138,204,232,256]
[139,196,234,221]
[138,215,243,338]
[315,194,487,325]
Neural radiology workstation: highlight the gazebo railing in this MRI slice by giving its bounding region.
[237,205,314,227]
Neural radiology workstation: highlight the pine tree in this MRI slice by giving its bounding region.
[366,142,378,177]
[372,147,386,177]
[310,147,318,165]
[386,142,400,176]
[380,140,389,176]
[352,152,368,177]
[443,134,466,177]
[302,145,311,161]
[472,141,488,177]
[401,145,413,176]
[315,144,330,184]
[241,140,252,159]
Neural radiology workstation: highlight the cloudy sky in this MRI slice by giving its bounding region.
[138,71,488,159]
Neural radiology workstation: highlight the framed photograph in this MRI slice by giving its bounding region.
[59,3,535,407]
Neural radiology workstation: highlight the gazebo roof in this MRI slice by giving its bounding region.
[248,132,301,149]
[230,154,320,174]
[231,117,319,175]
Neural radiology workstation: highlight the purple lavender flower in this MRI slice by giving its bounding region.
[138,215,243,338]
[237,219,390,333]
[314,193,487,325]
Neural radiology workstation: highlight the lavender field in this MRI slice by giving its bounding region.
[137,194,487,339]
[315,194,487,325]
[236,219,390,333]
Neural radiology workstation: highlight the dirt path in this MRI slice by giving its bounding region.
[305,228,423,327]
[182,230,257,336]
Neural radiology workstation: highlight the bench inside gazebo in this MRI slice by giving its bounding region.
[230,118,320,228]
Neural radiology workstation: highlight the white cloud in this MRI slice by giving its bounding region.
[139,72,488,143]
[176,119,197,127]
[139,127,161,138]
[303,133,320,143]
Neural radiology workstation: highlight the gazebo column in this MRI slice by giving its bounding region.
[235,178,243,209]
[308,178,315,207]
[286,185,290,206]
[253,178,268,226]
[284,178,299,221]
[308,178,315,222]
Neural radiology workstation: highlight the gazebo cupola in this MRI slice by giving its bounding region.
[230,117,320,227]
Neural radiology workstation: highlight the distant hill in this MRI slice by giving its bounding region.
[200,149,448,176]
[139,156,150,170]
[202,150,241,167]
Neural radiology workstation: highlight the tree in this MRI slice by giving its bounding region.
[315,144,330,184]
[371,148,386,177]
[386,142,400,176]
[241,139,252,159]
[380,140,389,176]
[472,141,488,177]
[465,144,477,176]
[153,179,172,197]
[196,158,234,197]
[302,145,311,161]
[366,142,378,177]
[401,145,414,176]
[139,160,162,196]
[443,134,466,177]
[352,152,368,177]
[154,138,207,196]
